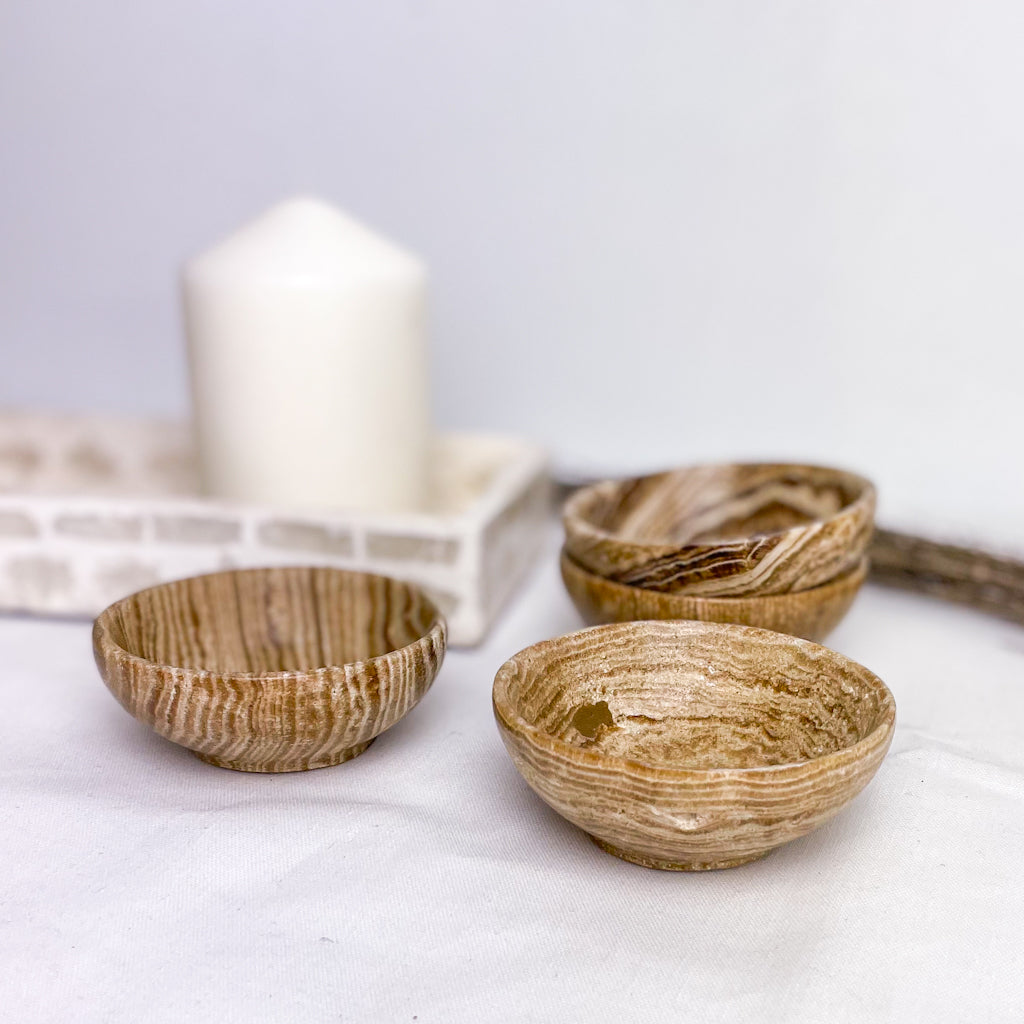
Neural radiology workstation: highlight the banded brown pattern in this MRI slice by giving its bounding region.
[560,548,867,641]
[93,566,446,772]
[493,620,894,871]
[563,463,875,596]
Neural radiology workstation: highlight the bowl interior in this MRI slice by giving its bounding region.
[577,464,868,546]
[498,623,891,771]
[103,566,438,674]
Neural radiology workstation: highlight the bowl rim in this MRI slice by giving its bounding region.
[492,619,896,781]
[562,460,876,554]
[559,545,870,605]
[93,564,447,685]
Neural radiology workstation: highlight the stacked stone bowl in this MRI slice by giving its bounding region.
[561,463,876,642]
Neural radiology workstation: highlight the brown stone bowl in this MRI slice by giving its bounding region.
[93,566,446,772]
[560,547,867,642]
[563,463,875,597]
[493,620,895,871]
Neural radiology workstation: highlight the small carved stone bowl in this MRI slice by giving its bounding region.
[563,463,875,597]
[93,566,447,772]
[493,620,895,871]
[560,547,867,642]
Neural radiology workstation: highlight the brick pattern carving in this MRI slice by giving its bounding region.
[0,413,548,646]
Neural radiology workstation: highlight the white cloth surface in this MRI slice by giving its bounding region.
[2,536,1024,1023]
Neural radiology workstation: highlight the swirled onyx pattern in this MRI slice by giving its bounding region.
[493,621,894,871]
[563,463,875,597]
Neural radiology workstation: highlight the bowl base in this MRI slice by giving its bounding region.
[194,739,375,773]
[589,835,769,871]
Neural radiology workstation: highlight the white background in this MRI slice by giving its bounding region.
[2,0,1023,536]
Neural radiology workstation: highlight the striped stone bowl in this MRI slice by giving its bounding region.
[93,566,446,772]
[560,548,867,642]
[563,463,875,597]
[493,620,895,871]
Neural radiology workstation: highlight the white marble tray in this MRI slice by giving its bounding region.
[0,411,549,646]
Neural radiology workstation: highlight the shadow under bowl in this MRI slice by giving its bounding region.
[93,565,447,772]
[562,462,875,597]
[493,620,895,871]
[560,547,867,642]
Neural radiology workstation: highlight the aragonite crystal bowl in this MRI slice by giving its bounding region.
[493,620,895,871]
[93,566,446,772]
[560,547,867,642]
[562,463,875,597]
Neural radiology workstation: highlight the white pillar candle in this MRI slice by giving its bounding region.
[181,197,430,512]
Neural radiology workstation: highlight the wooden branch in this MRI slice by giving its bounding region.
[869,528,1024,626]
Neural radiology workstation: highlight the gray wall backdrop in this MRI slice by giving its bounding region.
[2,1,1023,540]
